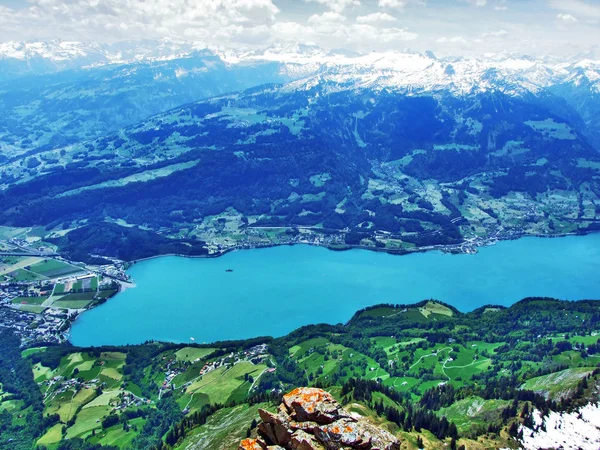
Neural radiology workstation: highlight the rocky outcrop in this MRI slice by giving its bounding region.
[239,387,400,450]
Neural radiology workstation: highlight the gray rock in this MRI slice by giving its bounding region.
[240,388,400,450]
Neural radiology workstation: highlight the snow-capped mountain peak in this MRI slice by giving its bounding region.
[0,39,598,96]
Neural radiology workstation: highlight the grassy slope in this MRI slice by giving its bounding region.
[175,347,216,362]
[176,403,271,450]
[182,361,267,410]
[32,350,133,445]
[520,367,595,399]
[439,396,511,434]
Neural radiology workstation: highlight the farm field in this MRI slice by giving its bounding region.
[28,259,83,278]
[11,296,48,305]
[31,350,132,443]
[58,291,98,301]
[0,257,84,283]
[9,268,46,281]
[18,304,46,313]
[183,361,267,409]
[64,290,97,301]
[36,423,64,446]
[175,347,216,362]
[548,332,600,346]
[90,416,145,448]
[66,405,113,439]
[97,288,119,299]
[0,256,43,275]
[21,347,47,358]
[46,287,101,310]
[46,387,97,422]
[51,299,93,309]
[52,276,101,297]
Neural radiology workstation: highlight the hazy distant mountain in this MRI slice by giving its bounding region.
[0,51,291,159]
[0,39,217,80]
[1,41,599,159]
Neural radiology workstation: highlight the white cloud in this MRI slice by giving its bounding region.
[494,0,508,11]
[459,0,487,6]
[548,0,600,19]
[308,11,347,23]
[348,24,418,43]
[270,21,315,42]
[0,0,598,58]
[378,0,407,7]
[307,11,347,32]
[557,13,578,24]
[480,29,508,39]
[378,0,424,9]
[305,0,360,14]
[0,0,281,44]
[437,36,468,44]
[263,10,418,51]
[356,12,397,23]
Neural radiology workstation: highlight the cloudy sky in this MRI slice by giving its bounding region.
[0,0,598,57]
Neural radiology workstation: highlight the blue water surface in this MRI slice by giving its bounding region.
[70,234,600,346]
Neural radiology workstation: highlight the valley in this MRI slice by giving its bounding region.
[0,34,599,450]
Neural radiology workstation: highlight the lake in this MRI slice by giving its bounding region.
[70,234,600,346]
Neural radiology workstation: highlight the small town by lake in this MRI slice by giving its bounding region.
[70,233,600,347]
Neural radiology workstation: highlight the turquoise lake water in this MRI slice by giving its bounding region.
[70,234,600,347]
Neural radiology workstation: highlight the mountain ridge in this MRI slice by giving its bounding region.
[2,39,599,95]
[1,40,598,154]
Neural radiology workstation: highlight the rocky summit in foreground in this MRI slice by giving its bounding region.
[239,387,400,450]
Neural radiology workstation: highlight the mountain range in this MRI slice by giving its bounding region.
[2,40,599,150]
[0,40,599,261]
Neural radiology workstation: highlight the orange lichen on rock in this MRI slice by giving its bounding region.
[282,387,343,425]
[284,388,333,406]
[238,438,263,450]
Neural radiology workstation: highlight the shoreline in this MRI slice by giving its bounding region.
[116,280,136,292]
[127,228,597,266]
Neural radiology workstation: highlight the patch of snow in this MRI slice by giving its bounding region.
[520,403,600,450]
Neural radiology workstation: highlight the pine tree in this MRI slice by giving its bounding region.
[416,435,424,449]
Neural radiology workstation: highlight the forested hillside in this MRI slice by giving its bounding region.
[1,82,599,260]
[2,298,600,449]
